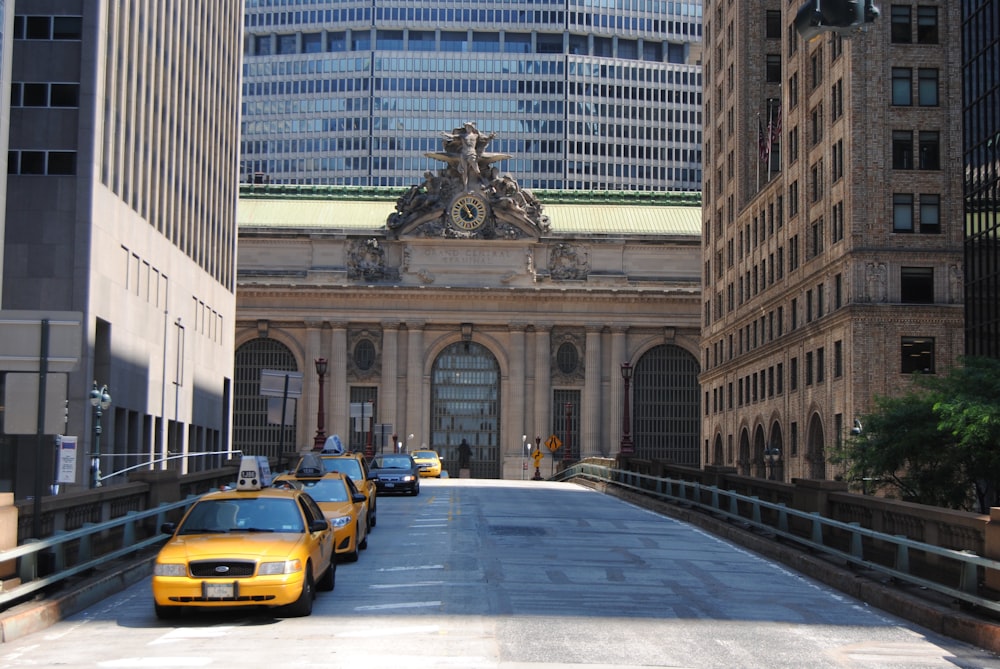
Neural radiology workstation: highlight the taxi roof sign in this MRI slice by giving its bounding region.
[237,455,273,490]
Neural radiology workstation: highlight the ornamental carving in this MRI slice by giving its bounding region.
[347,238,386,281]
[549,243,590,281]
[386,122,550,240]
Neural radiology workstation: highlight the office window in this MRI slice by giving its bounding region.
[834,340,843,378]
[832,200,844,243]
[810,105,823,145]
[789,180,799,217]
[805,351,814,385]
[918,69,938,106]
[893,193,914,232]
[276,34,296,54]
[919,194,940,233]
[901,267,934,303]
[892,131,913,169]
[831,140,843,181]
[892,68,912,106]
[918,131,940,170]
[789,126,799,164]
[901,337,935,374]
[255,36,272,56]
[789,72,799,108]
[810,52,823,89]
[766,10,782,38]
[302,33,322,53]
[790,357,798,391]
[831,78,843,120]
[766,54,781,82]
[817,347,825,383]
[917,6,938,44]
[891,5,912,43]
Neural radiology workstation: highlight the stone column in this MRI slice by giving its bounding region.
[505,323,527,478]
[610,326,628,455]
[534,323,552,445]
[304,321,323,451]
[380,321,400,454]
[405,321,425,451]
[328,322,349,444]
[582,324,603,457]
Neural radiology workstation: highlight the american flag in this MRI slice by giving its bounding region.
[769,105,782,145]
[758,120,770,162]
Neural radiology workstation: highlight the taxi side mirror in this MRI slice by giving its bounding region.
[309,519,330,532]
[352,493,366,504]
[160,522,177,535]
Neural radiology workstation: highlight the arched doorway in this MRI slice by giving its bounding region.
[430,342,501,478]
[737,427,751,476]
[712,433,724,465]
[752,424,766,478]
[807,412,826,479]
[633,344,700,465]
[234,338,299,463]
[768,421,785,481]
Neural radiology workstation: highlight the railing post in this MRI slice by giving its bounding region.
[751,497,762,526]
[710,486,720,511]
[78,523,95,563]
[959,551,979,595]
[729,491,739,518]
[777,503,788,533]
[123,511,138,548]
[18,539,39,582]
[810,512,824,546]
[894,535,910,574]
[52,530,68,572]
[849,522,863,560]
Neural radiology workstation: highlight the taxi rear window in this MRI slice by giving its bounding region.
[322,458,362,480]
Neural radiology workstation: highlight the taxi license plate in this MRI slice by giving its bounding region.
[203,581,235,599]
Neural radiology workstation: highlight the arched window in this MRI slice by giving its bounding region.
[633,345,700,465]
[430,342,501,478]
[234,339,298,462]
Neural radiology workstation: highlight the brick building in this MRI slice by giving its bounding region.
[699,1,965,482]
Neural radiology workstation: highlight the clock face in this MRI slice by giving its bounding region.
[449,193,489,231]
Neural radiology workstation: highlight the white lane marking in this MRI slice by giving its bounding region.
[149,625,237,646]
[376,564,443,572]
[99,659,212,668]
[354,600,441,612]
[370,580,444,589]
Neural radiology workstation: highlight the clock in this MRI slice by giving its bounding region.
[449,193,489,231]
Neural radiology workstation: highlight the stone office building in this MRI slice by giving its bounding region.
[235,125,704,478]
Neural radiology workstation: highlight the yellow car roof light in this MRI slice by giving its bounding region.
[237,455,273,491]
[296,453,325,477]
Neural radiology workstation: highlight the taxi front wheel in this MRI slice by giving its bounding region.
[282,570,315,617]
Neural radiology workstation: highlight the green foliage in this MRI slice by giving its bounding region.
[837,357,1000,512]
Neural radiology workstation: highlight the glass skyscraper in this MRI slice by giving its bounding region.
[241,0,704,191]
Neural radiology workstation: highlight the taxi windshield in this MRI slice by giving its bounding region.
[179,498,304,534]
[297,478,350,503]
[322,458,363,481]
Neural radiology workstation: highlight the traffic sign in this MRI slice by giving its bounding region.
[545,434,562,452]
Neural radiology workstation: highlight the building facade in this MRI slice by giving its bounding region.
[1,2,242,499]
[699,1,965,482]
[235,126,704,478]
[963,0,1000,357]
[241,0,704,191]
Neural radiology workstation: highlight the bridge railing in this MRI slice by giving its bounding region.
[553,461,1000,615]
[0,495,200,609]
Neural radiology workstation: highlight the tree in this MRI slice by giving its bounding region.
[836,357,1000,512]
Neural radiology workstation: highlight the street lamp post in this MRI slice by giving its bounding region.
[619,362,634,457]
[313,358,328,450]
[521,434,527,479]
[89,381,111,488]
[764,443,781,481]
[563,403,572,463]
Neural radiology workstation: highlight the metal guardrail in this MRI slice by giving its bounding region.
[554,462,1000,615]
[0,495,200,609]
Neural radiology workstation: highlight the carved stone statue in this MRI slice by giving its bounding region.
[385,122,549,240]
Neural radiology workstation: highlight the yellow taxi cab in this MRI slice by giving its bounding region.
[151,456,335,619]
[300,449,378,530]
[411,449,443,478]
[275,454,369,562]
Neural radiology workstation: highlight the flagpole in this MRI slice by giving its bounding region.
[766,103,773,183]
[756,112,760,192]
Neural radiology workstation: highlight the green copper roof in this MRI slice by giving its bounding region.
[238,184,703,236]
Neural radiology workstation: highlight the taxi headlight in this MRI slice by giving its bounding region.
[328,515,352,529]
[153,563,187,577]
[258,559,303,575]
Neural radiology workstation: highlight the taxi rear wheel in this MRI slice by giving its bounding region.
[282,569,315,617]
